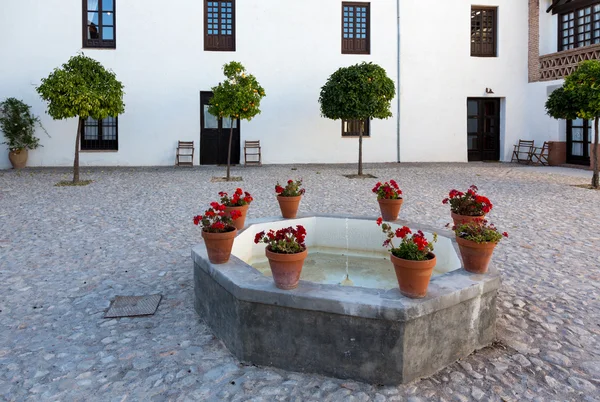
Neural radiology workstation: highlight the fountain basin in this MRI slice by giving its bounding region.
[192,215,500,384]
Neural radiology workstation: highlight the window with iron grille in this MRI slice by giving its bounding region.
[205,1,235,51]
[471,7,497,57]
[83,0,116,48]
[342,119,370,137]
[559,3,600,51]
[342,2,370,55]
[81,117,118,151]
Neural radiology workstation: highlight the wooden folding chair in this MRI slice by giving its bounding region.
[530,141,549,166]
[176,141,194,166]
[244,140,262,166]
[511,140,535,164]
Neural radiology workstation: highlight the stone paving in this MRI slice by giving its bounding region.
[0,163,599,402]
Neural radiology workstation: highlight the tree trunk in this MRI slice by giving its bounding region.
[226,118,234,181]
[358,121,364,176]
[593,117,599,189]
[73,117,82,183]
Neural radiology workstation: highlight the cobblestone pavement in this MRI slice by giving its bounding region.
[0,163,599,402]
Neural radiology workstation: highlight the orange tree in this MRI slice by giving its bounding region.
[36,54,124,183]
[208,62,265,181]
[546,60,600,188]
[319,62,395,176]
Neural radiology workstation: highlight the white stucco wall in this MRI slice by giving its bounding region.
[398,0,529,162]
[0,0,398,169]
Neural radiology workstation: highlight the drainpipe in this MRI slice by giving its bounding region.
[396,0,401,162]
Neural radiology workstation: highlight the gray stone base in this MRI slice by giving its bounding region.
[192,240,500,385]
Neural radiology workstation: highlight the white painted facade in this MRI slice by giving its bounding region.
[0,0,582,168]
[528,1,569,147]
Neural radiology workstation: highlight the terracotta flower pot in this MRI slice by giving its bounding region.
[390,253,437,299]
[201,228,237,264]
[451,211,485,227]
[277,195,302,219]
[224,204,250,230]
[456,236,497,274]
[265,246,308,290]
[8,148,28,169]
[378,198,404,221]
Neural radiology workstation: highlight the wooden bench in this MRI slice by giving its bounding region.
[511,140,535,164]
[244,140,262,166]
[176,141,194,166]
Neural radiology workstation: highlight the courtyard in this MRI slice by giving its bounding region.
[0,163,599,401]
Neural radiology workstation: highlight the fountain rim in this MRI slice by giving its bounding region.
[192,213,501,322]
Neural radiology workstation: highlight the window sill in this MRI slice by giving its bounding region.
[80,150,119,153]
[342,136,370,138]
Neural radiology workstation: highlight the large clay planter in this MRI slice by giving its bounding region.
[378,198,404,221]
[390,253,437,299]
[277,195,302,219]
[201,228,237,264]
[8,148,28,169]
[224,204,250,230]
[451,211,485,227]
[456,236,497,274]
[265,246,308,290]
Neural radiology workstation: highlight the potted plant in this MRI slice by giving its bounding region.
[372,180,403,221]
[219,188,253,230]
[275,179,305,219]
[453,219,508,274]
[378,218,438,298]
[0,98,46,169]
[254,225,308,290]
[442,185,493,226]
[193,202,242,264]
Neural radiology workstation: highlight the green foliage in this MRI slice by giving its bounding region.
[319,62,395,121]
[545,87,582,120]
[0,98,47,151]
[454,220,507,244]
[36,54,125,121]
[208,61,266,123]
[545,60,600,188]
[546,60,600,120]
[275,179,305,197]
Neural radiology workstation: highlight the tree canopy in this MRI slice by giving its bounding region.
[36,54,125,121]
[208,61,265,181]
[319,62,395,121]
[546,60,600,188]
[208,61,265,123]
[36,54,124,184]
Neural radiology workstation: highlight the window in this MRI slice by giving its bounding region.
[471,7,497,57]
[81,117,118,151]
[205,1,236,51]
[342,2,370,54]
[342,119,370,137]
[558,3,600,51]
[83,0,116,48]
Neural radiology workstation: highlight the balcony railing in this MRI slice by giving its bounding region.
[539,43,600,81]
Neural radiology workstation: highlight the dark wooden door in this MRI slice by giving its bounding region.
[567,119,591,165]
[200,91,240,165]
[467,98,500,161]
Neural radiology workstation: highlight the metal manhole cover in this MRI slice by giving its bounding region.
[105,294,162,318]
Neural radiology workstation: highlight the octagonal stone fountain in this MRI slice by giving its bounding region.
[192,215,500,384]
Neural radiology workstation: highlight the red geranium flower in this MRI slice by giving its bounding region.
[372,180,402,200]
